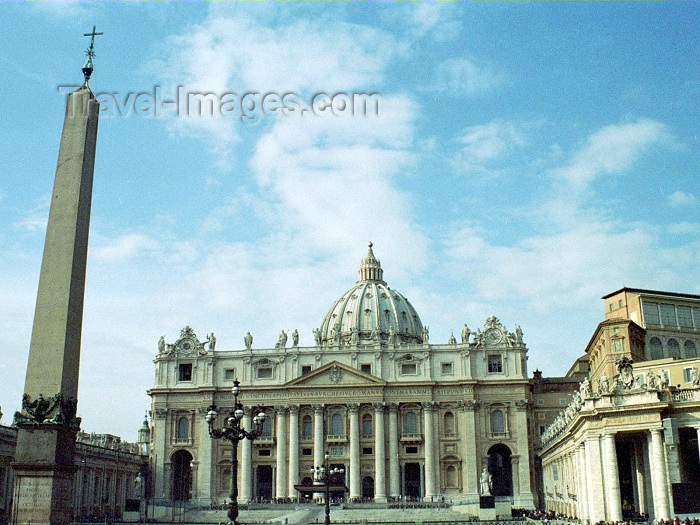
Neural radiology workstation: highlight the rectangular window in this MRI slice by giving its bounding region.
[552,462,559,481]
[405,446,418,454]
[257,367,273,379]
[678,306,693,328]
[441,362,453,375]
[618,299,623,308]
[487,355,502,373]
[224,368,236,381]
[609,303,614,312]
[694,307,700,328]
[302,448,312,456]
[660,303,677,326]
[301,365,312,376]
[643,301,660,325]
[258,449,271,457]
[401,363,417,375]
[178,363,192,382]
[683,368,693,383]
[362,447,373,455]
[540,426,546,436]
[360,364,372,375]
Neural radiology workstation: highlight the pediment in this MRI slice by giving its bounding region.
[286,361,386,387]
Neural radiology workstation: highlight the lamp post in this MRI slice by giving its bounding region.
[311,453,344,525]
[205,380,267,525]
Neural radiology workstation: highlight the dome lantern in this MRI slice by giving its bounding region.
[358,241,384,283]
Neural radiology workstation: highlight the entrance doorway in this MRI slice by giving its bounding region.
[404,463,421,499]
[171,450,193,501]
[487,444,513,497]
[257,465,273,501]
[361,476,374,499]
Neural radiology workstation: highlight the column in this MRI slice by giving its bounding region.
[697,427,700,466]
[313,405,325,501]
[649,429,670,521]
[275,407,288,500]
[603,432,622,521]
[197,408,214,502]
[240,409,253,503]
[388,404,400,498]
[584,435,605,522]
[423,402,437,500]
[575,445,589,522]
[460,401,479,500]
[374,403,387,502]
[288,406,299,501]
[348,404,361,500]
[514,401,534,508]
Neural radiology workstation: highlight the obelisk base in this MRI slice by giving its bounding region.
[12,424,78,525]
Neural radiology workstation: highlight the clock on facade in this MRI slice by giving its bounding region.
[485,328,502,345]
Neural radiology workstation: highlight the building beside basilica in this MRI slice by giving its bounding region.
[538,288,700,522]
[148,244,536,511]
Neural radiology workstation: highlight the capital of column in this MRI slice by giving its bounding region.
[347,403,360,414]
[288,405,299,415]
[313,404,324,413]
[387,403,398,413]
[275,405,289,414]
[459,400,479,411]
[373,402,385,413]
[421,401,438,411]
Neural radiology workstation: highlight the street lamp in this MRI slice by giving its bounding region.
[310,453,344,525]
[205,380,267,525]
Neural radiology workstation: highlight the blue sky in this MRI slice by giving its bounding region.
[0,1,698,440]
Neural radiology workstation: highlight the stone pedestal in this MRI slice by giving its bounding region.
[479,496,496,520]
[12,425,78,525]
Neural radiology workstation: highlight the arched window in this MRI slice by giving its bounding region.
[443,412,455,435]
[668,338,681,358]
[261,415,272,437]
[446,465,458,488]
[404,411,417,434]
[302,415,312,438]
[492,410,505,434]
[362,414,373,436]
[331,413,344,435]
[649,337,663,360]
[177,417,189,440]
[685,340,697,358]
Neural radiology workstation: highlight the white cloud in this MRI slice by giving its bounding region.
[151,13,402,165]
[432,57,502,96]
[668,222,700,235]
[397,2,461,41]
[553,119,671,187]
[668,190,698,207]
[13,194,50,232]
[92,233,159,262]
[452,120,526,174]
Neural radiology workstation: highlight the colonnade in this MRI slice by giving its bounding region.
[544,428,675,523]
[238,403,442,503]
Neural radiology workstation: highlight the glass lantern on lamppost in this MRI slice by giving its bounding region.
[205,380,267,525]
[311,453,345,525]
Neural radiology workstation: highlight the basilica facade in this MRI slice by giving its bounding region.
[148,244,536,509]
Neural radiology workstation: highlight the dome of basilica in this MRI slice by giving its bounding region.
[316,243,424,346]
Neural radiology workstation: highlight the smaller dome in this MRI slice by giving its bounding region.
[317,243,424,346]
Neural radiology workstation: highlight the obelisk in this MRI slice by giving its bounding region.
[11,27,101,525]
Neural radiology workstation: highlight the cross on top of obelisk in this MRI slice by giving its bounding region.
[81,25,103,86]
